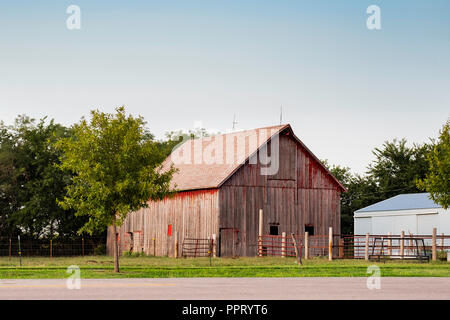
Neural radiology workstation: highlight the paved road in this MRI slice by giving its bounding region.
[0,277,449,300]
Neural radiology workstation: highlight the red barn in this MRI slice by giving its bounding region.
[106,124,345,257]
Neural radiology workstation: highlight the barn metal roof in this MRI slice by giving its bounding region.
[355,193,441,213]
[161,124,346,192]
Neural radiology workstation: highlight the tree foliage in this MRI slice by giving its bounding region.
[56,107,175,271]
[367,138,431,199]
[0,116,84,237]
[418,120,450,208]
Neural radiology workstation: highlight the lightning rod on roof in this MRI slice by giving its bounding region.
[232,114,238,131]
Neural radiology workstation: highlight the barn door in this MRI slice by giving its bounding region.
[219,228,240,257]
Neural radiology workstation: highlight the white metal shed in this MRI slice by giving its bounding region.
[354,193,450,235]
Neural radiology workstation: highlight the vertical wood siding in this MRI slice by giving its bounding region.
[219,133,341,256]
[107,189,219,257]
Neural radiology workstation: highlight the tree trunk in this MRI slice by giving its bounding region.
[112,219,120,273]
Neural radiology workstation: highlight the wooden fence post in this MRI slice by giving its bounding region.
[258,209,263,257]
[408,232,414,255]
[153,237,156,256]
[387,232,392,256]
[365,233,369,261]
[400,231,405,258]
[328,227,333,261]
[304,232,309,260]
[441,233,445,252]
[50,240,53,260]
[174,231,178,258]
[82,238,84,257]
[9,238,11,261]
[291,233,302,265]
[432,228,437,261]
[18,235,22,267]
[339,238,344,259]
[281,232,286,258]
[212,234,217,257]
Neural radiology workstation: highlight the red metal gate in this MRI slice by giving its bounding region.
[258,234,302,257]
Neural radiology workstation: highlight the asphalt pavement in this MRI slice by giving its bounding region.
[1,277,449,300]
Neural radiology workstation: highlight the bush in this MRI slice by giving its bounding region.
[94,244,106,255]
[122,250,145,257]
[437,250,448,260]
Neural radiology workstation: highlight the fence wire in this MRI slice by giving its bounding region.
[2,233,448,259]
[0,237,106,257]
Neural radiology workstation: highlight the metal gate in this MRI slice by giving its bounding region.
[182,238,213,257]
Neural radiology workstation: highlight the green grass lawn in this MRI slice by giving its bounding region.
[0,256,449,278]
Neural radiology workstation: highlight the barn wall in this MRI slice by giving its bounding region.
[107,189,219,256]
[219,133,341,256]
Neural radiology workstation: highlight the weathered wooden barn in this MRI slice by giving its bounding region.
[106,124,345,257]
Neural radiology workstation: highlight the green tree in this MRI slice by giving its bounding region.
[0,116,82,237]
[0,123,19,235]
[418,120,450,208]
[56,107,175,272]
[367,138,431,199]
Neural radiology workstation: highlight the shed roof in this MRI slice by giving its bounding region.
[355,193,441,213]
[161,124,346,192]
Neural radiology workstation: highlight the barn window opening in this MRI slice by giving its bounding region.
[269,225,279,236]
[305,224,314,236]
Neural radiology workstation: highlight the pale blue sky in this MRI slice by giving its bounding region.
[0,1,449,173]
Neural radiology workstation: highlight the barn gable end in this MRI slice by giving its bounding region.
[218,130,341,256]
